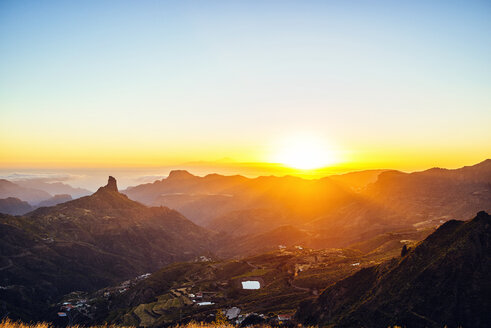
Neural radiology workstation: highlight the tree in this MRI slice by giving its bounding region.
[401,245,409,257]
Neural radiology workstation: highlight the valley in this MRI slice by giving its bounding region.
[53,240,418,327]
[0,160,490,327]
[2,1,489,326]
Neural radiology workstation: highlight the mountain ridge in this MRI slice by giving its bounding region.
[0,177,217,321]
[0,179,52,205]
[296,211,491,328]
[122,160,491,248]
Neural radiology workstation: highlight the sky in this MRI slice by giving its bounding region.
[1,0,490,177]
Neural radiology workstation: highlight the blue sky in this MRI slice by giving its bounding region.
[0,0,490,171]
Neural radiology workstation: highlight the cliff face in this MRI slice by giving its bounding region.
[296,211,491,328]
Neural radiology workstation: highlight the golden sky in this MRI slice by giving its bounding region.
[1,1,490,174]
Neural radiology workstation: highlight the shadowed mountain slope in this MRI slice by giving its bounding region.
[123,171,404,248]
[0,177,216,321]
[123,160,491,249]
[19,176,216,271]
[0,197,33,215]
[365,159,491,225]
[123,172,357,227]
[296,211,491,328]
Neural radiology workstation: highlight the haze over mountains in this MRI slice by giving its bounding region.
[0,160,490,327]
[0,179,90,215]
[0,179,52,205]
[2,0,489,325]
[0,198,33,216]
[366,159,491,223]
[123,160,491,250]
[13,179,91,199]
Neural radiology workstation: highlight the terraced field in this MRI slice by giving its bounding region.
[68,240,419,327]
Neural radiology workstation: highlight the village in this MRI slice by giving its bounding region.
[56,272,153,321]
[54,241,412,327]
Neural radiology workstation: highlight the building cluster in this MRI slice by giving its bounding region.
[57,298,91,318]
[101,272,152,297]
[194,255,213,262]
[57,273,153,319]
[220,310,294,325]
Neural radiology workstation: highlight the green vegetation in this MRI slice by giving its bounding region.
[0,179,216,322]
[231,268,271,279]
[76,243,413,327]
[297,212,491,328]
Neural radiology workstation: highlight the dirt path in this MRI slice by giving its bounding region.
[245,260,259,270]
[288,277,311,292]
[0,259,13,271]
[10,251,32,258]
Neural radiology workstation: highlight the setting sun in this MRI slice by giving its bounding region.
[0,1,490,327]
[274,136,336,170]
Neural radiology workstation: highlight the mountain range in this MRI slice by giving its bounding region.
[13,179,91,199]
[366,159,491,225]
[0,177,215,321]
[0,180,52,205]
[50,212,490,328]
[0,160,490,326]
[0,198,33,216]
[123,160,491,249]
[0,179,90,215]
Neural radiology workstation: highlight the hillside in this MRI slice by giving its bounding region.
[0,197,33,215]
[18,177,216,270]
[0,177,216,321]
[328,169,388,191]
[296,211,491,328]
[36,194,72,207]
[59,238,410,327]
[217,225,311,257]
[0,215,138,320]
[123,160,491,249]
[123,171,357,227]
[0,180,51,205]
[365,159,491,225]
[123,171,407,248]
[14,179,91,199]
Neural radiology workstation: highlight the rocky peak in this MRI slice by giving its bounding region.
[96,176,119,193]
[475,210,489,222]
[166,170,195,180]
[106,176,118,192]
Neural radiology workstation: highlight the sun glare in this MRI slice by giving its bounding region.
[273,136,335,170]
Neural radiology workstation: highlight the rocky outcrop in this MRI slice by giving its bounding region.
[96,176,118,193]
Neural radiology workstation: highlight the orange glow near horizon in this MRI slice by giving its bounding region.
[1,1,490,181]
[0,129,490,176]
[272,135,338,170]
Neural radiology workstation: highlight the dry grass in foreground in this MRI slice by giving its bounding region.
[0,319,244,328]
[1,319,411,328]
[0,319,131,328]
[0,320,255,328]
